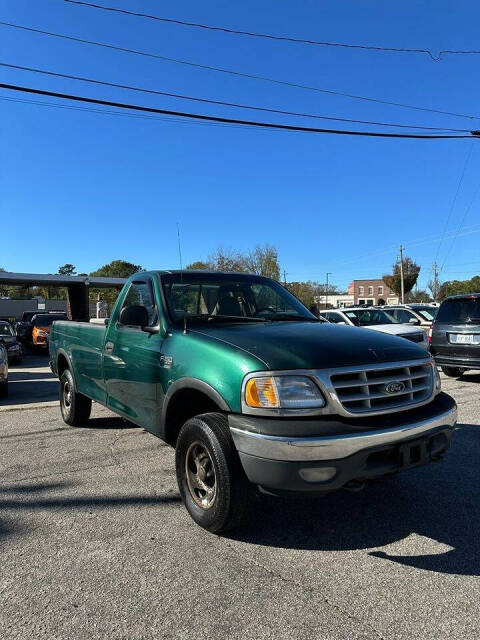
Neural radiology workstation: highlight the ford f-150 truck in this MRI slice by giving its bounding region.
[50,271,457,533]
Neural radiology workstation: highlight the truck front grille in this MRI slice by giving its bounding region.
[398,332,424,343]
[330,362,433,414]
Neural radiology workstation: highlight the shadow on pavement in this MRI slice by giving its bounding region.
[9,371,56,382]
[0,481,182,540]
[229,423,480,577]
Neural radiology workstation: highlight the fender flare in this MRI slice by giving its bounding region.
[159,377,230,437]
[56,348,77,386]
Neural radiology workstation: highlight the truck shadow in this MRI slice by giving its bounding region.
[231,423,480,576]
[0,481,182,540]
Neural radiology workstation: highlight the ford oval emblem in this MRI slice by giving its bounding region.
[385,381,406,394]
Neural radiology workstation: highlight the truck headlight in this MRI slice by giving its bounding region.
[245,375,325,409]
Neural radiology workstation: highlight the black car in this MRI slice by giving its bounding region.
[15,310,38,343]
[429,293,480,377]
[0,320,22,364]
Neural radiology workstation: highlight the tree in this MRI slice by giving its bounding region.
[89,260,144,312]
[407,289,432,303]
[188,245,281,280]
[58,264,76,276]
[90,259,143,278]
[186,261,210,270]
[383,257,420,298]
[286,281,325,309]
[438,275,480,300]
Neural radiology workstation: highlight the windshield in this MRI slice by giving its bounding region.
[161,273,316,323]
[411,306,438,321]
[0,323,14,336]
[33,314,67,327]
[435,298,480,324]
[22,312,37,322]
[344,309,395,326]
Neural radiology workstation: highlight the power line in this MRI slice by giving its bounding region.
[64,0,480,62]
[433,141,475,266]
[1,82,477,139]
[1,61,470,133]
[2,21,479,122]
[440,171,480,273]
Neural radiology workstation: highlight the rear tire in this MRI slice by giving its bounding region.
[0,382,8,398]
[441,366,465,378]
[175,412,252,533]
[60,368,92,426]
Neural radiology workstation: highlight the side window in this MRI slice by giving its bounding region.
[327,312,344,324]
[120,279,157,327]
[395,309,414,323]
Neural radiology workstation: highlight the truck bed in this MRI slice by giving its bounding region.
[50,320,107,404]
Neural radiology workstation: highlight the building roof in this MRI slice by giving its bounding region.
[0,272,126,288]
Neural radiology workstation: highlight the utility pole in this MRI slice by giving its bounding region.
[399,245,405,304]
[326,272,332,309]
[432,261,439,301]
[283,269,287,288]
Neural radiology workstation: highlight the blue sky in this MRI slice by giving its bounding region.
[1,0,480,291]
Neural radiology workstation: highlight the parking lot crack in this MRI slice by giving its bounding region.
[220,538,385,640]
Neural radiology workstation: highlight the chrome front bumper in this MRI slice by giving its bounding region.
[230,404,457,462]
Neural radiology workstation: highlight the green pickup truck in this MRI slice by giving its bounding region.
[50,271,457,532]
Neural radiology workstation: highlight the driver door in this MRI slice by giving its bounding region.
[103,277,164,431]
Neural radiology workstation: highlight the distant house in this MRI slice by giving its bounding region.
[348,280,399,306]
[315,293,354,309]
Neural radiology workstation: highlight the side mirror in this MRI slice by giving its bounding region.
[119,305,149,328]
[409,318,420,325]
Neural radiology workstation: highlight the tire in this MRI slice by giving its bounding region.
[0,382,8,398]
[175,412,252,533]
[441,366,465,378]
[60,368,92,426]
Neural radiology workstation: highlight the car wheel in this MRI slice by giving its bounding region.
[441,366,465,378]
[175,412,252,533]
[60,368,92,426]
[0,382,8,398]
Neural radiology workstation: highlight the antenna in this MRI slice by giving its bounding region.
[177,222,183,277]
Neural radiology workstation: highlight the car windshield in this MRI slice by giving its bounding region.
[344,309,395,326]
[33,314,67,327]
[435,298,480,324]
[161,273,316,324]
[412,306,438,321]
[0,323,14,336]
[22,312,37,322]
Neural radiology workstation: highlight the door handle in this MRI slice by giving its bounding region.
[105,341,114,354]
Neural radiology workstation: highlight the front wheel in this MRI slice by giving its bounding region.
[441,366,465,378]
[60,369,92,426]
[175,413,252,533]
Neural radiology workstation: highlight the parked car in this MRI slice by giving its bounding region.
[429,293,480,377]
[15,310,38,343]
[0,320,22,364]
[0,342,8,397]
[381,304,438,331]
[49,270,456,533]
[322,308,428,347]
[32,313,68,350]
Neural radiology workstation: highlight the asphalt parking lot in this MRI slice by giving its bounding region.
[1,355,479,639]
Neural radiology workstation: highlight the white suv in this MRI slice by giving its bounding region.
[322,307,428,348]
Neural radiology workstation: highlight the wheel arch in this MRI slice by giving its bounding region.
[161,378,230,446]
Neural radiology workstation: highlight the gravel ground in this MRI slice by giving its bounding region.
[1,355,479,639]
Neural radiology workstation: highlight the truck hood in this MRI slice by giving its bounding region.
[190,321,428,370]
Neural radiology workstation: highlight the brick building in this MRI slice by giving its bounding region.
[348,280,399,306]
